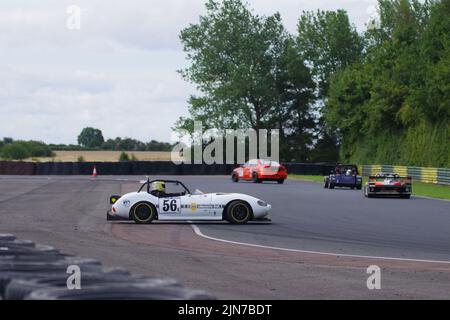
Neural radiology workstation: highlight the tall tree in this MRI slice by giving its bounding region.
[276,39,316,161]
[296,9,363,99]
[176,0,315,161]
[177,0,289,131]
[77,127,104,148]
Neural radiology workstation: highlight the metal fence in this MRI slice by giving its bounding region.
[362,165,450,185]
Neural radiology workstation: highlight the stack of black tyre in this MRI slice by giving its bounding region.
[0,234,214,300]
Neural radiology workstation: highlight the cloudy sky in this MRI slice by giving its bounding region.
[0,0,377,144]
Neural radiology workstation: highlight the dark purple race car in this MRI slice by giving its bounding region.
[324,164,362,190]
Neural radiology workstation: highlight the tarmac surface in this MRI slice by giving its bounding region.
[0,175,449,299]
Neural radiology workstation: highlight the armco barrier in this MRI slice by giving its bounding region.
[1,161,335,176]
[362,164,450,185]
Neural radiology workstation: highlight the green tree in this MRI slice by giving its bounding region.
[277,39,316,161]
[178,0,291,131]
[297,9,363,99]
[0,143,30,160]
[119,152,130,162]
[295,9,363,162]
[77,127,104,148]
[3,137,13,145]
[147,140,172,151]
[0,141,54,160]
[325,0,449,167]
[24,141,54,157]
[176,0,315,161]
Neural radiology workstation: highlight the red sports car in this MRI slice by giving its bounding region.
[231,159,288,184]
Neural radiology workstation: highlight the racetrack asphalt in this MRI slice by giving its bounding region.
[1,175,449,299]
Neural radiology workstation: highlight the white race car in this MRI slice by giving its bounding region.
[107,179,272,224]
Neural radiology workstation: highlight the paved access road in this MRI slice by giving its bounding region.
[1,175,449,299]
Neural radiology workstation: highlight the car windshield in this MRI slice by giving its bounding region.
[193,189,204,195]
[145,180,191,196]
[260,160,280,166]
[383,175,399,179]
[335,165,358,174]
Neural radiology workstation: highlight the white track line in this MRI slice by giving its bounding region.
[413,195,450,202]
[190,224,450,265]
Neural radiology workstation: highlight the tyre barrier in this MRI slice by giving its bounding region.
[1,160,336,176]
[5,273,176,300]
[0,258,103,296]
[25,284,214,300]
[0,245,61,256]
[0,234,215,300]
[0,234,16,242]
[1,239,35,248]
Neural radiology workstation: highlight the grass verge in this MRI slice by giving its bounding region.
[289,174,450,201]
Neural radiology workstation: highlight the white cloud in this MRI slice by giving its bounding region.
[0,0,377,144]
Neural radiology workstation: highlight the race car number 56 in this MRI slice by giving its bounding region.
[161,198,180,213]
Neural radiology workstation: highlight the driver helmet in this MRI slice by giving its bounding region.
[151,181,165,192]
[346,169,352,175]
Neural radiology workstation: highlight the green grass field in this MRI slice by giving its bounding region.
[289,174,450,200]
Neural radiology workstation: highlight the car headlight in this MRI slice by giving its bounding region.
[257,200,268,207]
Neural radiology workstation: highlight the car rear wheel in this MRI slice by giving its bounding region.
[364,185,374,198]
[400,194,411,199]
[225,201,252,224]
[329,182,335,189]
[277,179,284,184]
[252,172,261,183]
[231,174,239,183]
[131,202,156,224]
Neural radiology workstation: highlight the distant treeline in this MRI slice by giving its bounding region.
[0,138,54,160]
[50,138,173,152]
[0,130,173,160]
[75,127,173,152]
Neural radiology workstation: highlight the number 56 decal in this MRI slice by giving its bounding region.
[160,198,181,214]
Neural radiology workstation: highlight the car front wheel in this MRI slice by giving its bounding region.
[226,201,252,224]
[131,202,156,224]
[231,174,239,183]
